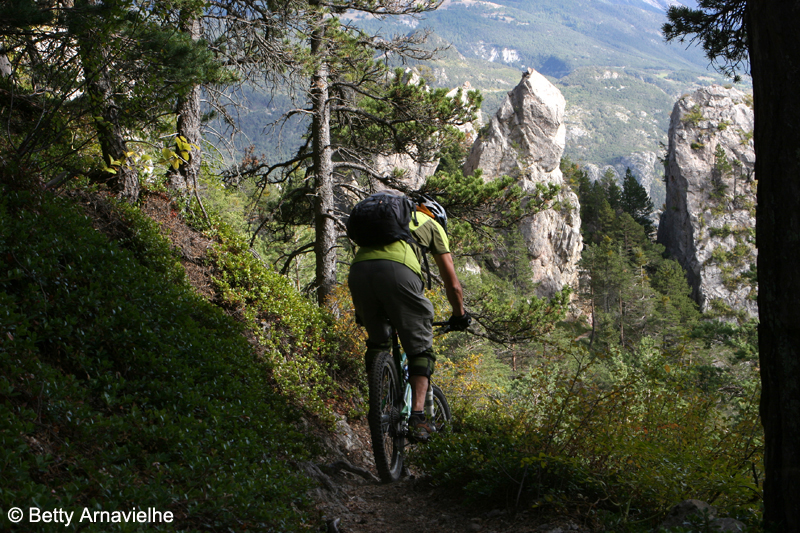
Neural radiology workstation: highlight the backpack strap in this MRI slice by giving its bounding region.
[416,203,435,219]
[408,204,432,290]
[415,237,432,290]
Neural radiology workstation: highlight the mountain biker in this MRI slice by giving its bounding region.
[348,192,471,443]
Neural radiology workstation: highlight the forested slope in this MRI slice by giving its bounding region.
[0,0,767,528]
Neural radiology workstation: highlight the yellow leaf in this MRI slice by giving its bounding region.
[171,160,180,170]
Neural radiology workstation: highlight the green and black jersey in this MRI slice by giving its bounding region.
[351,211,449,280]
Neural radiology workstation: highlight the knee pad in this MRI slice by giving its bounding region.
[408,349,436,378]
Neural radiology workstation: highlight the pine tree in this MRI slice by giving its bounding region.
[620,168,655,237]
[602,168,622,212]
[248,2,480,306]
[1,0,225,198]
[650,258,700,345]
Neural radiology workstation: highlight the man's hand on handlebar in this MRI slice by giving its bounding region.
[447,311,472,332]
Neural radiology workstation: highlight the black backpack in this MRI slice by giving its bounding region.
[347,192,433,287]
[346,193,417,248]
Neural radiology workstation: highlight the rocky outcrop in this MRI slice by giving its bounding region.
[657,85,757,320]
[373,153,438,190]
[465,68,582,297]
[448,81,483,146]
[584,163,619,184]
[618,151,659,197]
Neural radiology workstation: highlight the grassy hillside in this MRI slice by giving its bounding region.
[0,178,363,531]
[559,67,675,163]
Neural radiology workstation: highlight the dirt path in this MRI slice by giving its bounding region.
[318,471,575,533]
[310,419,589,533]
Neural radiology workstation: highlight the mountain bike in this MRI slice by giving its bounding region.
[366,322,451,483]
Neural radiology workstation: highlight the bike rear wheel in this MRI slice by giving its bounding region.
[367,351,405,483]
[431,384,451,431]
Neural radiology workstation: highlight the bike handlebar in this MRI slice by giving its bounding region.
[432,321,451,334]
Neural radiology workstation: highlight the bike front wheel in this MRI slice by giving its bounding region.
[367,351,405,483]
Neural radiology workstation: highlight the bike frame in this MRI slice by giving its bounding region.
[367,322,451,482]
[391,332,434,425]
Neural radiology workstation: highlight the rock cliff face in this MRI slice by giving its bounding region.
[372,153,437,190]
[657,85,757,320]
[465,68,582,297]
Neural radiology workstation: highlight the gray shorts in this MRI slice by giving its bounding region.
[348,260,434,356]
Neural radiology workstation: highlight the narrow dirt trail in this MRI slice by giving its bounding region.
[310,419,589,533]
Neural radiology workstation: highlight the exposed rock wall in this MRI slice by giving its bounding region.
[465,68,582,297]
[657,85,757,320]
[372,153,438,190]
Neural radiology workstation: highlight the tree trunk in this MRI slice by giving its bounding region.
[749,2,800,530]
[84,53,138,201]
[169,14,202,193]
[76,10,138,201]
[310,7,337,307]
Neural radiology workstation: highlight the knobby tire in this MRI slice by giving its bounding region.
[367,351,405,483]
[431,384,451,431]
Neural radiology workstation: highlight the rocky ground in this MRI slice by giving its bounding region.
[314,472,586,533]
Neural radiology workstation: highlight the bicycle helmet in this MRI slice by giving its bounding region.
[418,194,448,232]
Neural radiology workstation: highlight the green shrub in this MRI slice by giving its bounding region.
[684,105,704,127]
[414,340,762,530]
[0,186,315,531]
[193,218,365,425]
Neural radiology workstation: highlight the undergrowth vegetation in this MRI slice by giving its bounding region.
[419,337,762,531]
[408,160,763,531]
[0,182,328,531]
[197,213,367,423]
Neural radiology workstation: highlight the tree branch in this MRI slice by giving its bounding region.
[279,241,317,275]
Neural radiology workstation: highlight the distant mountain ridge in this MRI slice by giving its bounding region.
[350,0,736,200]
[234,0,736,204]
[357,0,711,77]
